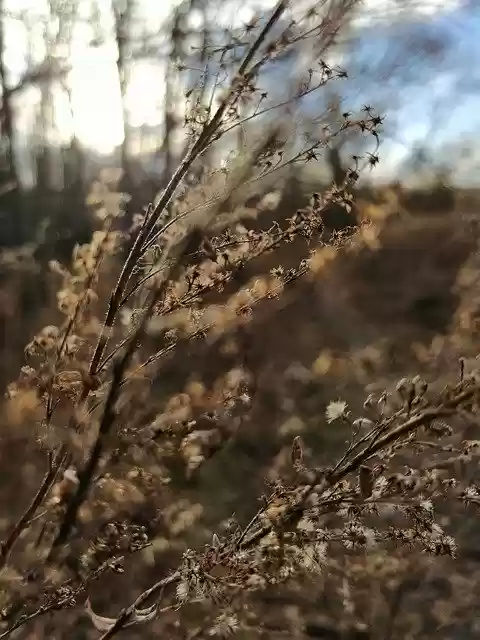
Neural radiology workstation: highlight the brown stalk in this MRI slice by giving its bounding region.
[0,449,65,569]
[239,384,478,551]
[47,285,163,557]
[71,381,480,640]
[88,0,289,378]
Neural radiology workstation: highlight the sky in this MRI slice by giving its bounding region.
[3,0,479,184]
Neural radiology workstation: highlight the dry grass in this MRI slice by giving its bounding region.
[0,2,479,639]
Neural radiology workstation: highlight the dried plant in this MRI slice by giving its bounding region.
[0,2,478,639]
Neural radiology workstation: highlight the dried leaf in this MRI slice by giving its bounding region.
[85,599,122,632]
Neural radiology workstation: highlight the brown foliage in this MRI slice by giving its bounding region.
[0,3,479,640]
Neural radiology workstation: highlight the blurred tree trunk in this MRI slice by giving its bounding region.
[61,86,87,194]
[161,8,184,186]
[161,0,212,187]
[177,0,217,177]
[36,77,54,192]
[56,0,85,194]
[113,0,134,189]
[0,0,21,243]
[327,145,347,186]
[0,0,18,192]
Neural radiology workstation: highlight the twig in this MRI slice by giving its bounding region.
[240,383,479,551]
[80,380,480,640]
[0,448,65,570]
[47,288,162,558]
[97,572,180,640]
[88,0,289,379]
[0,554,129,639]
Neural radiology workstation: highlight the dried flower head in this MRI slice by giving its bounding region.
[326,399,348,423]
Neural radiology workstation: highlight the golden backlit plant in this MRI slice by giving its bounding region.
[0,2,479,639]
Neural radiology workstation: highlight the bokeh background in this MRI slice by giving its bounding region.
[1,0,480,638]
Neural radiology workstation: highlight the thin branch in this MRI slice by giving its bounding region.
[88,0,289,378]
[97,573,180,640]
[74,379,480,640]
[0,448,65,569]
[47,286,162,558]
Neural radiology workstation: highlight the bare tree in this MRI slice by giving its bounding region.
[0,0,18,196]
[112,0,135,186]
